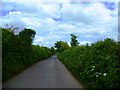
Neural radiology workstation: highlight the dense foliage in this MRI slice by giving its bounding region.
[2,27,52,82]
[58,38,120,89]
[54,41,70,53]
[54,34,79,53]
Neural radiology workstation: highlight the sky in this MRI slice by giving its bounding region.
[0,0,119,47]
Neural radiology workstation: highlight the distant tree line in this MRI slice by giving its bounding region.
[54,34,79,53]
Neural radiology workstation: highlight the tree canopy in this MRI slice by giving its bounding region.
[70,34,79,47]
[19,28,36,45]
[54,41,70,53]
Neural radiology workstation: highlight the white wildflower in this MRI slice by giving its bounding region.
[106,57,108,59]
[95,72,98,74]
[91,68,94,71]
[96,75,98,77]
[92,66,95,68]
[103,73,107,76]
[106,56,110,59]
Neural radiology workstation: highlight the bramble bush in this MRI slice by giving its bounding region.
[2,27,52,82]
[58,38,120,89]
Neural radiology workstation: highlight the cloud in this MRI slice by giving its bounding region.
[34,36,44,43]
[1,11,26,32]
[2,0,120,2]
[61,2,117,25]
[80,41,91,45]
[1,1,118,47]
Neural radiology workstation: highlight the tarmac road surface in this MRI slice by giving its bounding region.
[3,55,83,88]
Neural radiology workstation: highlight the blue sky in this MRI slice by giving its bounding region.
[0,0,119,47]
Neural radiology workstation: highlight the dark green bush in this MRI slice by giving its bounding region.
[58,38,120,89]
[2,28,52,82]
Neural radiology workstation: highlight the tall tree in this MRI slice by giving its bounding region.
[70,34,79,47]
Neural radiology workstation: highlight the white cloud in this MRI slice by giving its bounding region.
[2,0,120,2]
[1,1,118,47]
[61,2,117,25]
[8,11,21,15]
[42,3,59,17]
[80,41,91,45]
[34,36,44,43]
[1,11,26,31]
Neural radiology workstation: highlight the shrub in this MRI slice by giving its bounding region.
[58,38,120,89]
[2,28,52,81]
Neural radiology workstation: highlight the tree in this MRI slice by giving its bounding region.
[51,47,55,54]
[54,41,70,53]
[70,34,79,47]
[19,28,36,45]
[5,24,19,34]
[2,27,52,81]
